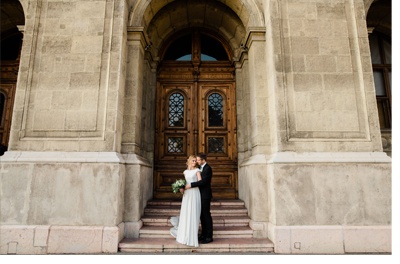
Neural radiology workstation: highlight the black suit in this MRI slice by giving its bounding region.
[190,163,213,239]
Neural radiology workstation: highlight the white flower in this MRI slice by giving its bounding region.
[171,179,186,193]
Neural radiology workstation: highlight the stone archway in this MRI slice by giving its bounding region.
[123,0,268,158]
[122,0,269,237]
[123,0,263,159]
[364,0,379,13]
[124,0,268,184]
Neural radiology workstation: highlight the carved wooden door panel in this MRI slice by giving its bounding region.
[154,82,196,200]
[154,65,238,199]
[196,82,238,199]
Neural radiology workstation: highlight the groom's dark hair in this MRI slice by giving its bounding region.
[197,153,207,161]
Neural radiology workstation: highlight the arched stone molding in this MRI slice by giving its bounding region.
[18,0,28,16]
[364,0,378,13]
[1,0,26,37]
[127,0,264,60]
[146,1,246,60]
[129,0,265,29]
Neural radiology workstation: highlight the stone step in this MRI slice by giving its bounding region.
[147,199,246,207]
[139,226,254,238]
[141,215,250,227]
[118,199,274,253]
[144,205,248,217]
[119,237,274,253]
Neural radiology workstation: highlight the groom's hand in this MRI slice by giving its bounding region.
[185,184,191,190]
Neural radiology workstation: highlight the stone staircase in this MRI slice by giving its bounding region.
[118,199,274,253]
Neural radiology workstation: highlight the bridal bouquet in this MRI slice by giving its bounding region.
[172,179,186,194]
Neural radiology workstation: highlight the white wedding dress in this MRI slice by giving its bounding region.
[170,168,201,247]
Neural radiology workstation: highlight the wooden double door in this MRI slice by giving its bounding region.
[154,62,238,199]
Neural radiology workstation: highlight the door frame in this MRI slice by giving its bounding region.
[153,34,238,199]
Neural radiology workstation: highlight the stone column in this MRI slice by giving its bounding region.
[238,28,270,237]
[246,29,271,156]
[122,27,153,238]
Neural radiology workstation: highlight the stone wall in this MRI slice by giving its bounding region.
[235,0,392,253]
[10,0,127,152]
[0,0,152,254]
[0,151,126,254]
[266,152,391,253]
[0,0,391,254]
[274,0,382,152]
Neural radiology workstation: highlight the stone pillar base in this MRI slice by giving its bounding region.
[124,220,143,238]
[268,223,391,254]
[0,223,124,254]
[249,220,268,238]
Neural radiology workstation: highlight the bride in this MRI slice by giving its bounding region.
[169,155,202,247]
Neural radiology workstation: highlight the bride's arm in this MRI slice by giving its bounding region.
[196,171,202,181]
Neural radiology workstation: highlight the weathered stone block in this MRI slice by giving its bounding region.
[71,36,103,54]
[293,74,323,91]
[305,55,336,72]
[42,36,72,54]
[290,37,320,54]
[65,110,97,130]
[47,226,103,254]
[69,72,100,89]
[33,110,65,131]
[51,91,82,110]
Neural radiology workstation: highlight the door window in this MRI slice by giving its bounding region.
[163,32,230,62]
[168,92,185,127]
[208,93,224,127]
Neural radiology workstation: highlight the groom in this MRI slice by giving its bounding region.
[185,152,213,244]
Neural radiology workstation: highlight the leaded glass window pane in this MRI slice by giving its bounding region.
[167,137,183,153]
[164,34,192,61]
[383,38,391,64]
[168,93,184,127]
[208,137,224,153]
[373,70,386,96]
[369,34,382,64]
[201,34,228,61]
[163,33,229,61]
[208,93,223,127]
[177,54,192,61]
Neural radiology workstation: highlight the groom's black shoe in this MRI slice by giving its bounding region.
[200,238,213,244]
[198,235,205,241]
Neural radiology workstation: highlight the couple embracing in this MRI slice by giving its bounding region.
[169,153,213,247]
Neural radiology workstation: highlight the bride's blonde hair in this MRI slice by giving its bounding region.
[186,155,197,169]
